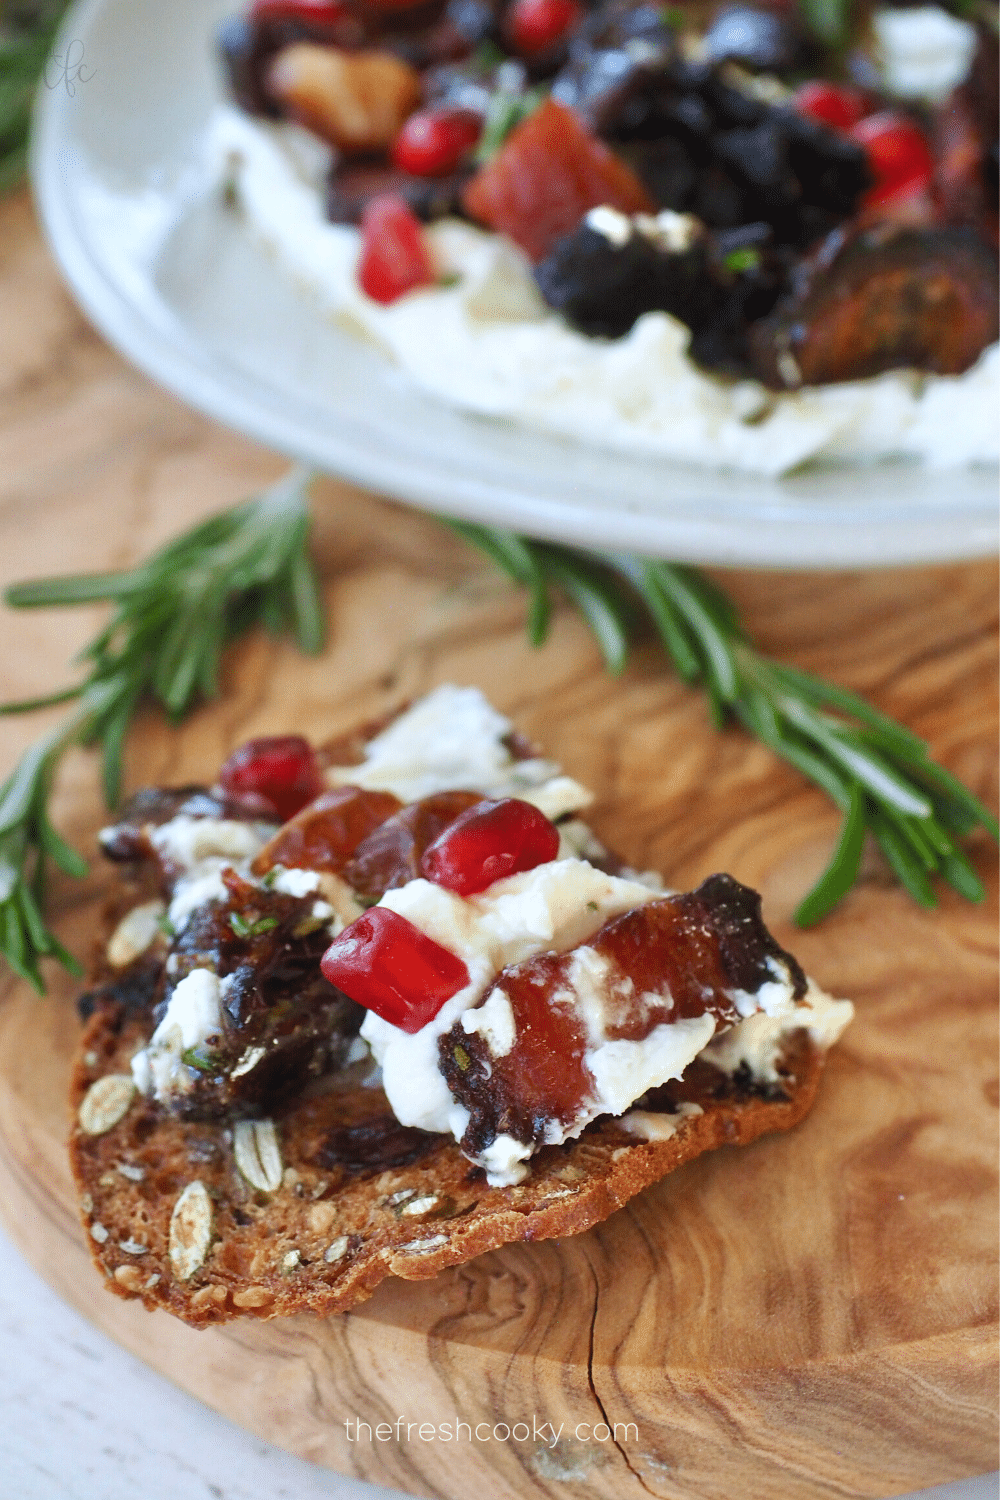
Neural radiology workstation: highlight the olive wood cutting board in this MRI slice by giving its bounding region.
[0,190,997,1500]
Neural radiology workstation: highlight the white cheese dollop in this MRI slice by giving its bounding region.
[131,968,223,1102]
[148,814,267,872]
[270,866,322,898]
[327,684,591,815]
[700,981,854,1083]
[873,6,977,102]
[143,814,272,933]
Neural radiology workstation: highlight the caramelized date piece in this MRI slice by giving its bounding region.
[342,789,482,902]
[749,224,1000,388]
[252,787,402,875]
[314,1111,439,1173]
[441,873,806,1153]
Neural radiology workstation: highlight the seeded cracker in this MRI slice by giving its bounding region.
[70,1007,824,1326]
[67,694,840,1327]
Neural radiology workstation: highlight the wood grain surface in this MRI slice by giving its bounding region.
[0,188,997,1500]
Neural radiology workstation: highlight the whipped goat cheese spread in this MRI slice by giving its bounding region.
[211,107,1000,478]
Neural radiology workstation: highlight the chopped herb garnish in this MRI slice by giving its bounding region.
[229,912,279,939]
[723,248,761,274]
[181,1047,216,1073]
[157,914,175,938]
[474,84,545,164]
[453,1044,471,1073]
[292,914,327,938]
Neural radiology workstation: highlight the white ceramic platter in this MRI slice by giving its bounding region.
[31,0,999,567]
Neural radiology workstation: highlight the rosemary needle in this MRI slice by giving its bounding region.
[0,468,322,991]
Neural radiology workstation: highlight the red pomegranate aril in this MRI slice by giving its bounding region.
[850,112,933,204]
[358,194,435,303]
[421,797,560,896]
[251,0,348,22]
[218,735,324,822]
[391,108,482,178]
[507,0,582,55]
[794,80,867,133]
[321,907,470,1032]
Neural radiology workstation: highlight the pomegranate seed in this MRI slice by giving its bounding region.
[507,0,582,55]
[794,80,867,133]
[850,112,933,205]
[321,907,470,1031]
[218,735,324,822]
[392,108,483,178]
[357,194,435,304]
[420,797,560,897]
[251,0,348,22]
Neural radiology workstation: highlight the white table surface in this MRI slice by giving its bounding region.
[1,1222,994,1500]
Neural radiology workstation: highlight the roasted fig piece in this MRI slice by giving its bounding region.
[622,135,699,211]
[748,224,1000,388]
[689,222,786,373]
[534,208,788,364]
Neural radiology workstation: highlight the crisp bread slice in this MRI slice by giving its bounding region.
[69,1003,824,1327]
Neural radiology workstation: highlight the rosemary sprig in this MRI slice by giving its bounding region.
[445,520,997,926]
[0,467,322,991]
[0,475,993,992]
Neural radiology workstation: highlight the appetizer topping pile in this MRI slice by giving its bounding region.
[218,0,998,384]
[86,686,852,1191]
